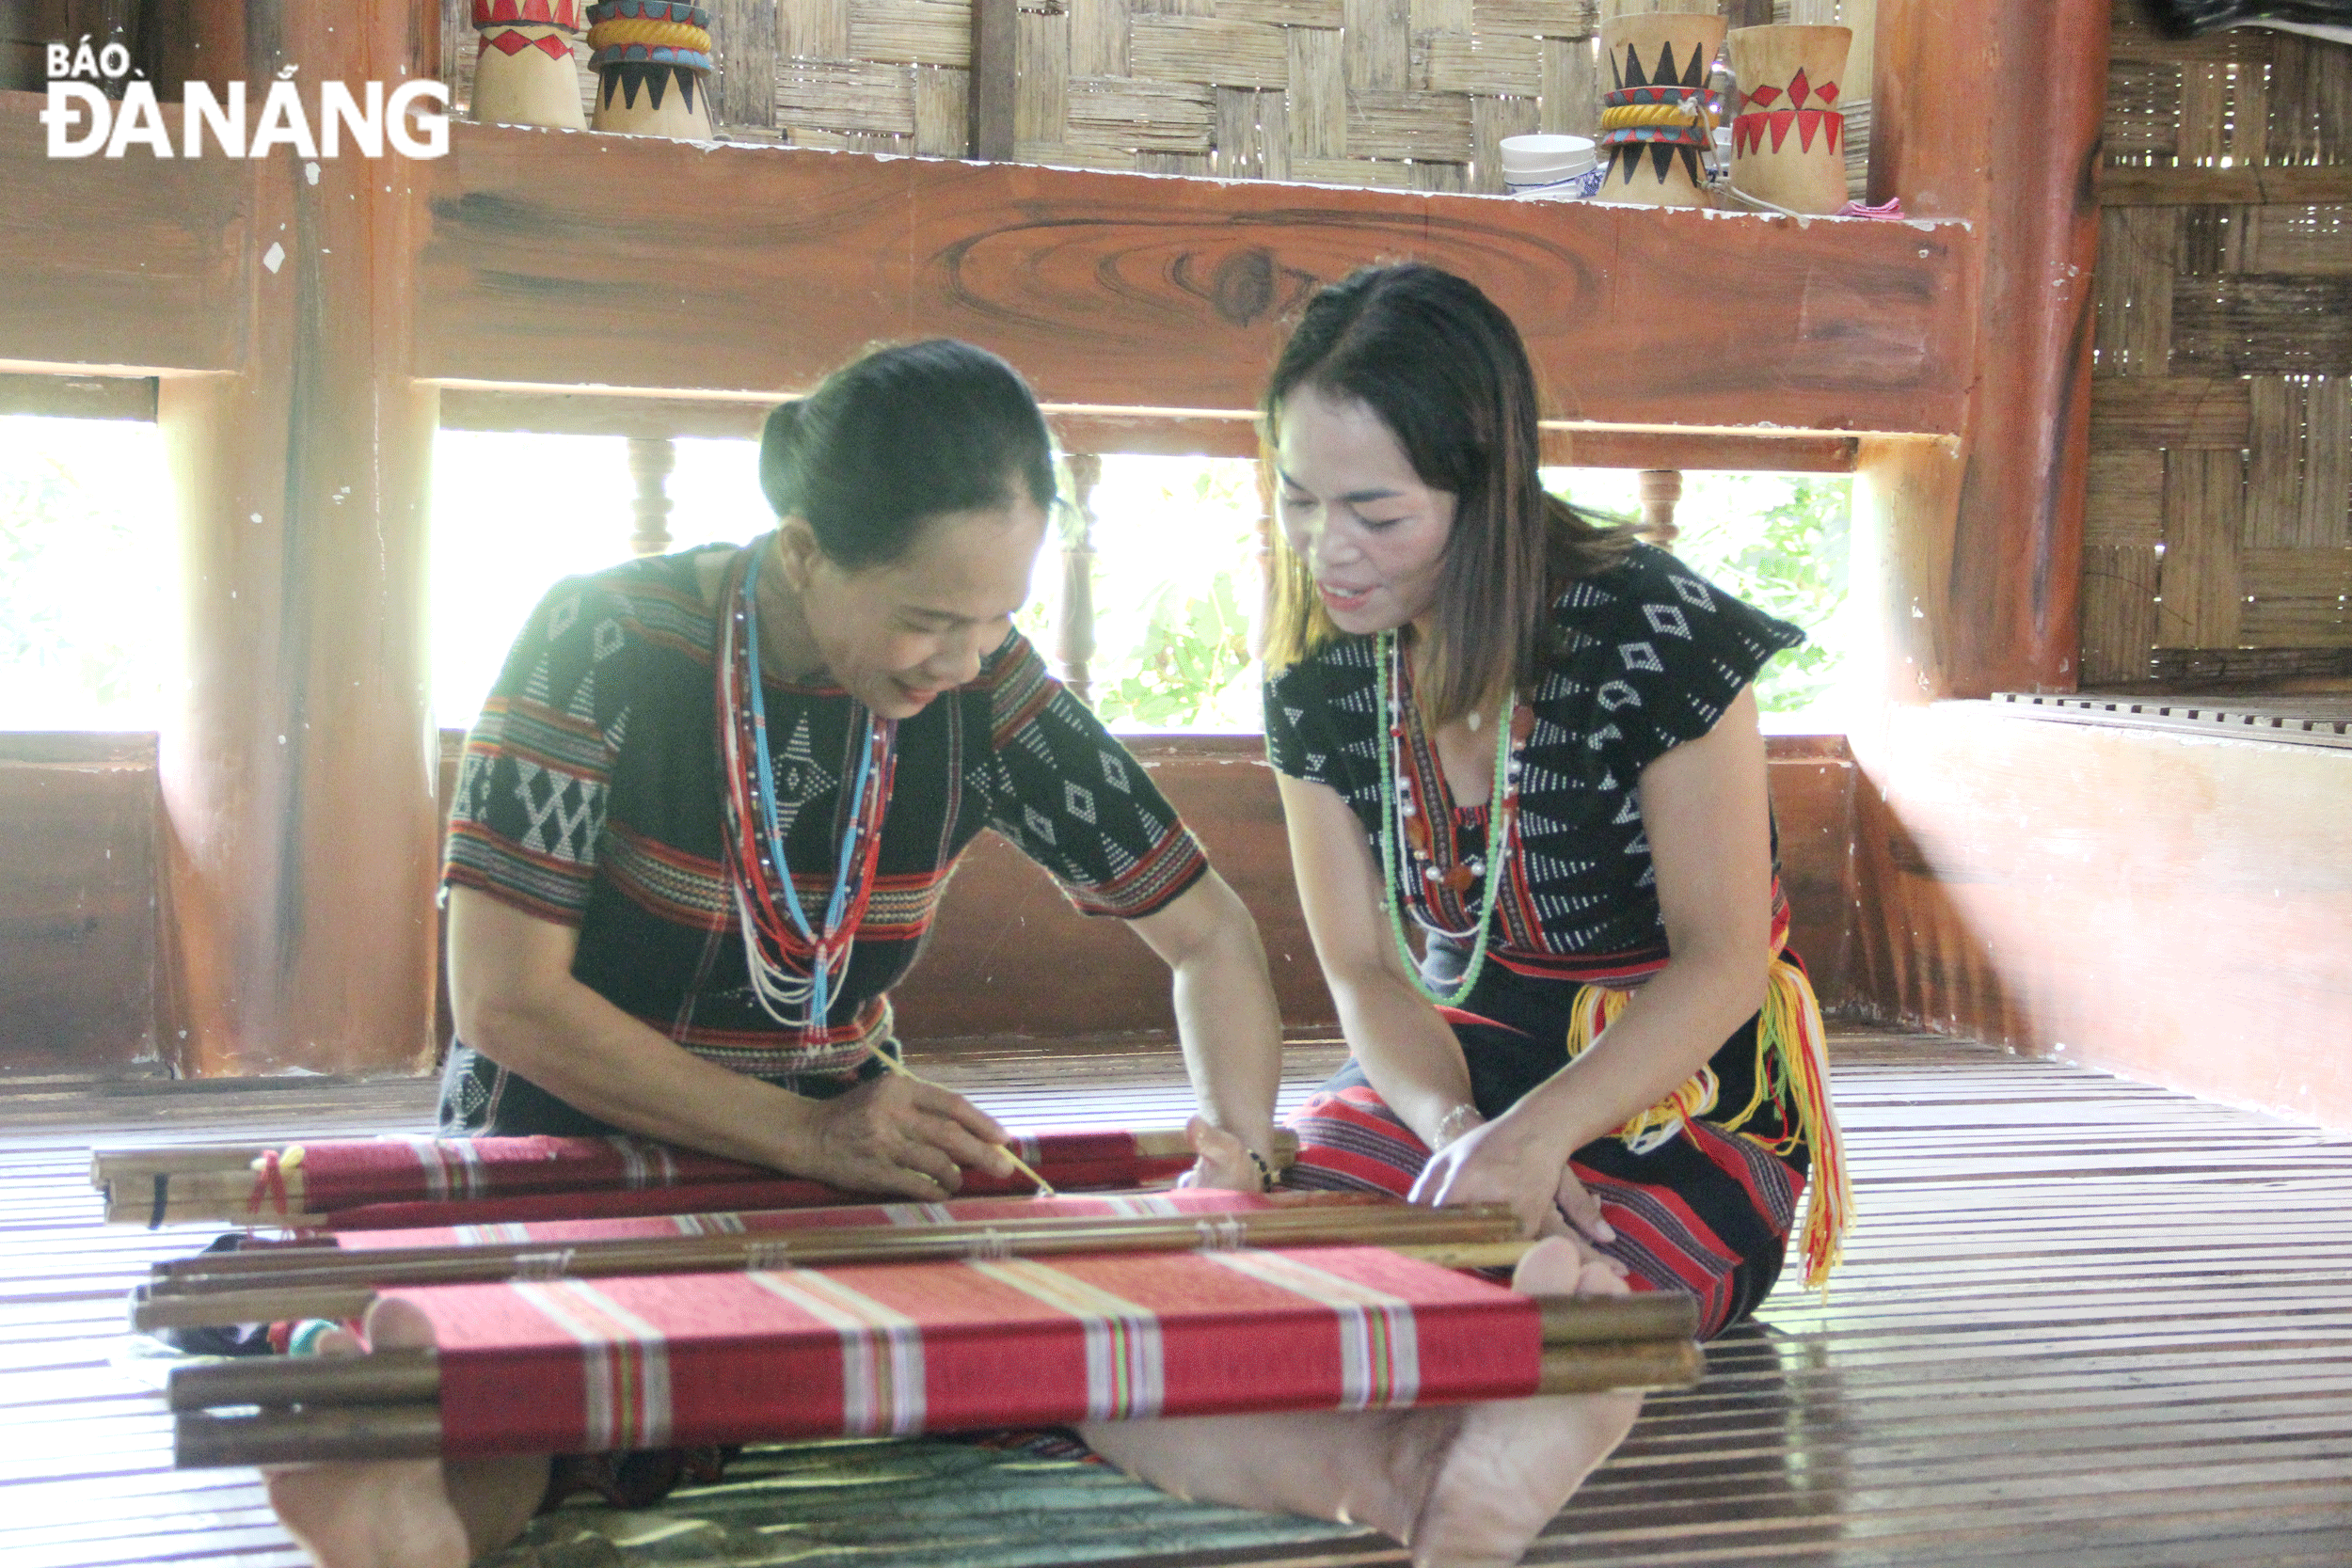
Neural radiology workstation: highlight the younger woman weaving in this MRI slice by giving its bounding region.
[265,338,1647,1568]
[1254,263,1851,1339]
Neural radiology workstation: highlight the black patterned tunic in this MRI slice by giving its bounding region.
[1263,541,1804,1001]
[440,540,1206,1134]
[1264,543,1813,1333]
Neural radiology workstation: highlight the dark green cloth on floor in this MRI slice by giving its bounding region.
[489,1435,1373,1568]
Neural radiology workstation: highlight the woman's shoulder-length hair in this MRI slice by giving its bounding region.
[1259,263,1630,725]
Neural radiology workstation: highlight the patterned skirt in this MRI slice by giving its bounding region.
[1284,979,1811,1342]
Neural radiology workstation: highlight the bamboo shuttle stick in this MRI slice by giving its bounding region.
[135,1207,1530,1332]
[147,1190,1399,1284]
[171,1336,1703,1467]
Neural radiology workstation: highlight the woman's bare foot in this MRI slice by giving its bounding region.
[1403,1236,1645,1567]
[1081,1235,1648,1568]
[261,1300,548,1568]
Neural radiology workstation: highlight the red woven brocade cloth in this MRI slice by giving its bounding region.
[385,1247,1546,1458]
[267,1132,1191,1230]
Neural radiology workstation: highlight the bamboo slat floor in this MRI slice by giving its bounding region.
[3,1026,2348,1568]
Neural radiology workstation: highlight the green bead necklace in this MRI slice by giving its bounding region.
[1375,629,1528,1008]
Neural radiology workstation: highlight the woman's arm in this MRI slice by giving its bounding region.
[446,887,1015,1196]
[1277,772,1480,1150]
[1412,687,1775,1228]
[1123,868,1284,1168]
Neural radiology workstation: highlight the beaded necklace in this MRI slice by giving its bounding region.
[714,542,898,1046]
[1375,629,1532,1007]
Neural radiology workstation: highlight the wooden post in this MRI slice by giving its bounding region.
[968,0,1016,160]
[1053,454,1101,705]
[628,437,676,557]
[155,2,442,1075]
[1636,468,1683,547]
[1859,0,2106,699]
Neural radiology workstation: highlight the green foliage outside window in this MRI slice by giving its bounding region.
[1038,458,1852,731]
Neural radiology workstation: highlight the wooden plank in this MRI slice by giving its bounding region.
[2172,275,2352,376]
[2084,450,2164,547]
[2245,374,2352,552]
[2157,447,2244,649]
[416,122,1976,433]
[0,372,154,421]
[2092,206,2175,378]
[1852,704,2352,1129]
[1537,33,1597,136]
[2100,166,2352,205]
[710,0,781,130]
[2241,547,2352,647]
[0,92,246,376]
[1130,16,1291,88]
[2088,376,2249,451]
[2077,543,2160,688]
[969,0,1016,155]
[2246,204,2352,277]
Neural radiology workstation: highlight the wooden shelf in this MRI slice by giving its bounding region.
[417,121,1978,438]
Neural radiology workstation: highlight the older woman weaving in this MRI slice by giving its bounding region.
[262,339,1641,1568]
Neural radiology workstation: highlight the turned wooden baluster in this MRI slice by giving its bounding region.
[1248,451,1278,661]
[1637,467,1683,548]
[628,436,675,557]
[1054,454,1101,705]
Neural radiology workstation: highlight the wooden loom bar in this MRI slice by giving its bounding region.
[96,1127,1303,1226]
[167,1294,1706,1468]
[173,1337,1706,1467]
[131,1204,1536,1333]
[415,122,1976,436]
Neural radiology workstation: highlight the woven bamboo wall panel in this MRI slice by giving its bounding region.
[2081,11,2352,685]
[434,0,1869,193]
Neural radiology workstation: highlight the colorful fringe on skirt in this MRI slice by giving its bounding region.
[1283,953,1851,1338]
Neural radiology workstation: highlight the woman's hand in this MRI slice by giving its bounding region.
[1409,1110,1618,1247]
[1174,1114,1273,1193]
[784,1073,1016,1199]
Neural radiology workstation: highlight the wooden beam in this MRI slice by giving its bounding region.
[968,0,1016,159]
[416,122,1978,436]
[0,372,156,420]
[0,91,246,375]
[438,387,1864,469]
[1864,0,2106,698]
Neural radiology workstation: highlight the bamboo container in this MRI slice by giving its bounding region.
[168,1294,1706,1467]
[585,0,713,139]
[1596,12,1727,208]
[1725,24,1854,215]
[470,0,588,130]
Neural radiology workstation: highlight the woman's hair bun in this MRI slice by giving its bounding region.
[755,343,1056,571]
[758,399,806,519]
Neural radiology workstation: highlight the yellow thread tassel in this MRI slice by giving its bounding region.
[1561,956,1851,1290]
